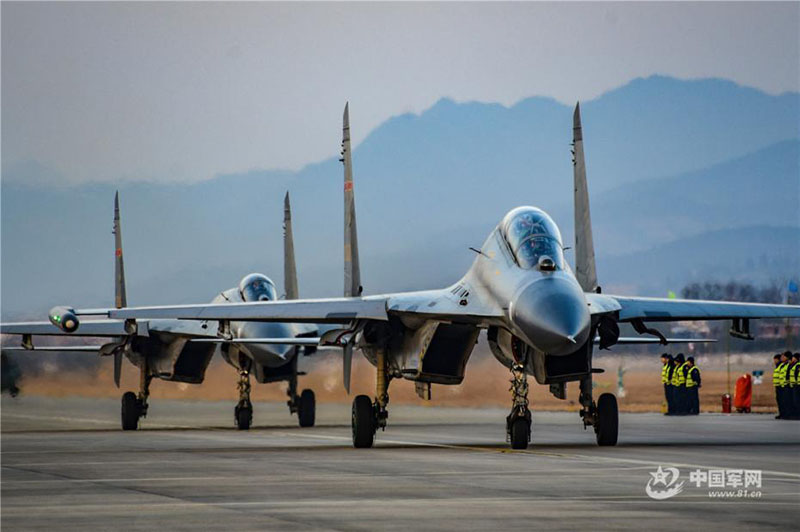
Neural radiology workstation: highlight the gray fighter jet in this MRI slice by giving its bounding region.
[33,104,800,449]
[1,192,321,430]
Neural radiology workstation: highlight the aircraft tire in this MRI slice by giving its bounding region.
[352,395,375,448]
[236,405,252,430]
[121,391,139,431]
[595,393,619,446]
[298,389,316,427]
[510,417,529,450]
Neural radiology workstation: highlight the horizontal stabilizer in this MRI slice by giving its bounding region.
[1,345,105,352]
[189,337,321,346]
[0,320,130,337]
[593,337,716,345]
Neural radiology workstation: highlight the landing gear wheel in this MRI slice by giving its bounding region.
[298,389,316,428]
[352,394,375,448]
[121,391,140,430]
[595,393,619,446]
[510,417,530,450]
[235,404,252,430]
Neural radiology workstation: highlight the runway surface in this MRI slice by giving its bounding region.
[2,395,799,531]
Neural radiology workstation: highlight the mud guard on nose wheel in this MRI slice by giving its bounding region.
[595,393,618,446]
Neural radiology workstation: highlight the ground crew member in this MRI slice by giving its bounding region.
[787,352,799,420]
[685,357,701,415]
[661,353,675,415]
[671,353,687,415]
[773,353,789,419]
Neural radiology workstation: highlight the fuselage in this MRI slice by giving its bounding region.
[470,206,591,357]
[213,273,307,369]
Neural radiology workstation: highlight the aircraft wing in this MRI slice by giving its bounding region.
[72,288,505,329]
[587,293,800,322]
[384,289,505,325]
[189,337,321,345]
[0,320,130,337]
[2,345,106,352]
[91,297,390,324]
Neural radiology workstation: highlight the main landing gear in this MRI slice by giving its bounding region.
[579,377,618,446]
[352,350,390,448]
[121,360,151,430]
[235,370,253,430]
[287,369,316,428]
[506,364,532,450]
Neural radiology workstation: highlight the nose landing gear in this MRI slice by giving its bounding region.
[506,364,532,450]
[235,370,253,430]
[286,367,315,428]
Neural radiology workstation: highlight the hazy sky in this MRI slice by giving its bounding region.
[2,2,798,185]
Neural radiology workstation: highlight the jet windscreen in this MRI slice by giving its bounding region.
[501,207,565,270]
[238,273,277,302]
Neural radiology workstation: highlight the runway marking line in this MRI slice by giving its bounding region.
[277,431,800,479]
[1,496,797,516]
[1,412,195,429]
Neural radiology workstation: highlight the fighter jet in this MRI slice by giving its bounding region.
[1,192,321,431]
[34,103,800,449]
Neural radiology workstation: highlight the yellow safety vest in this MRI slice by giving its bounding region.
[661,363,670,384]
[672,363,687,386]
[686,366,699,388]
[789,363,798,387]
[776,362,789,387]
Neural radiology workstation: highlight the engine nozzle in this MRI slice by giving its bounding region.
[49,306,80,333]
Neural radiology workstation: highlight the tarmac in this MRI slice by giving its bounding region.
[2,395,799,531]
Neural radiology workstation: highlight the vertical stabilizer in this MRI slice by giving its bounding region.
[113,191,127,308]
[342,102,362,297]
[283,191,299,300]
[112,192,126,387]
[572,103,598,293]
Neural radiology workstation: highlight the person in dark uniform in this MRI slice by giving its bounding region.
[787,352,799,419]
[773,353,788,419]
[671,353,687,415]
[661,353,675,415]
[685,357,701,415]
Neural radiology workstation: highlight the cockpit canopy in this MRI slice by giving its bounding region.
[501,207,565,270]
[238,273,277,302]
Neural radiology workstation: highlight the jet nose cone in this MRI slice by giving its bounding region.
[511,277,591,355]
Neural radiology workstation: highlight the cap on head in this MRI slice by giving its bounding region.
[675,353,685,362]
[687,356,695,363]
[774,354,782,360]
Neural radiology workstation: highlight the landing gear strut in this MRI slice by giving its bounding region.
[121,359,151,430]
[286,364,315,428]
[579,377,618,446]
[506,364,531,449]
[352,349,390,448]
[235,370,253,430]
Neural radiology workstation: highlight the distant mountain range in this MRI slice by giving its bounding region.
[2,75,798,317]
